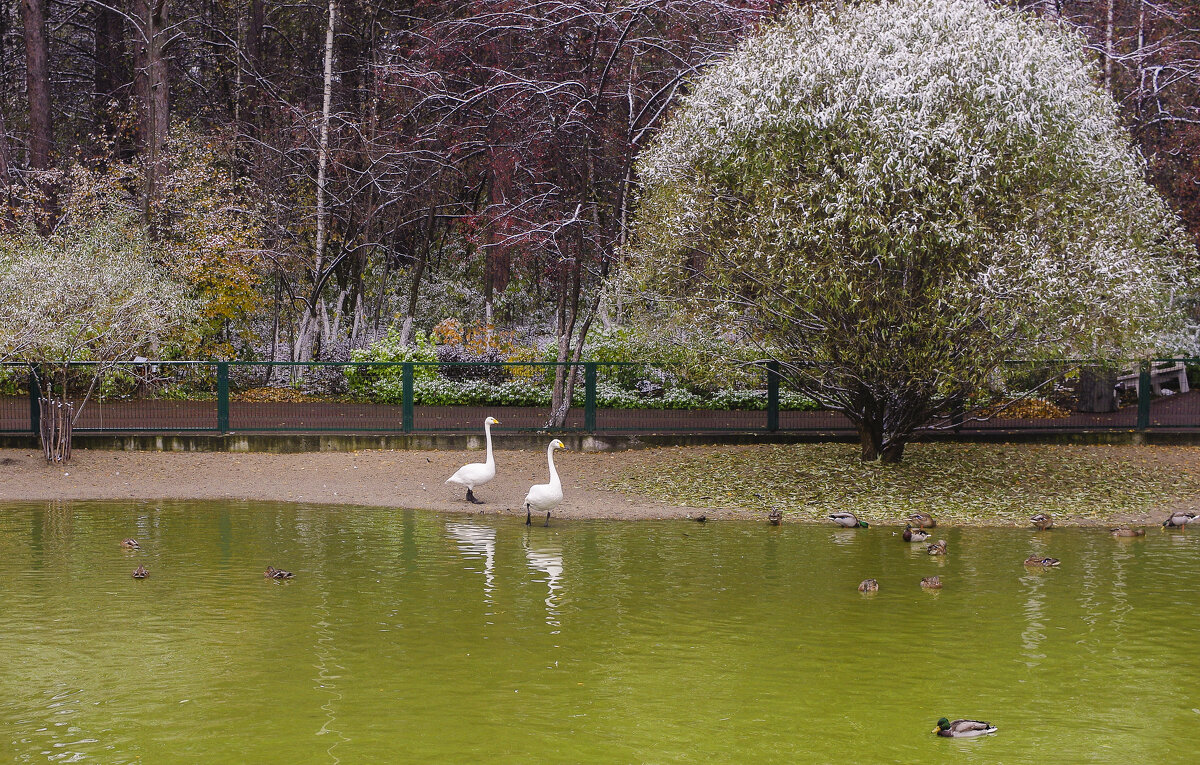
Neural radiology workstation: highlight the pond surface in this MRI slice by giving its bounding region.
[1,501,1198,763]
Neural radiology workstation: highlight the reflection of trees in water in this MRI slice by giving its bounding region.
[524,539,564,630]
[1019,568,1047,665]
[312,580,349,764]
[447,522,497,603]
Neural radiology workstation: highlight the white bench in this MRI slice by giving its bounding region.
[1115,361,1190,396]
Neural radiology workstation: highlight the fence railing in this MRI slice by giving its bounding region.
[0,359,1196,436]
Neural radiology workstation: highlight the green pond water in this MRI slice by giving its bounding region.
[1,501,1198,763]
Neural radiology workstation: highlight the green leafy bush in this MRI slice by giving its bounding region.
[346,327,438,397]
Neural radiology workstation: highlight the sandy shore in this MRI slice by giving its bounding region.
[1,445,1194,525]
[0,447,721,521]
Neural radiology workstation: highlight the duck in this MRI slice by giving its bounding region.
[1110,527,1145,537]
[933,718,997,737]
[445,416,500,503]
[768,509,783,526]
[1024,555,1060,567]
[132,565,148,579]
[920,576,942,589]
[906,512,936,529]
[858,578,879,593]
[692,514,708,523]
[1030,513,1053,531]
[264,566,294,579]
[1162,511,1198,528]
[903,524,931,543]
[120,538,140,550]
[829,512,868,528]
[525,439,567,527]
[926,539,947,556]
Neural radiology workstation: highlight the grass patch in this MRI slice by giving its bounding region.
[615,443,1200,524]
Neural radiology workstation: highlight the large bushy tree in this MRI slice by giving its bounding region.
[628,0,1195,462]
[0,202,189,462]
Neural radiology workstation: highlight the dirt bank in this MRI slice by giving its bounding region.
[0,447,720,521]
[1,443,1197,526]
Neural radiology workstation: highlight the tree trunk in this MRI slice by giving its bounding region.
[857,421,882,461]
[0,107,11,182]
[880,441,906,464]
[133,0,171,223]
[21,0,52,169]
[1104,0,1115,95]
[94,2,125,134]
[298,0,337,363]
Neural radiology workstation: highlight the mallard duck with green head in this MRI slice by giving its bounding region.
[829,512,868,528]
[933,718,997,737]
[1162,511,1198,528]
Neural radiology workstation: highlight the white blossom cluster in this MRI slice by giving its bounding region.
[632,0,1195,362]
[0,216,189,366]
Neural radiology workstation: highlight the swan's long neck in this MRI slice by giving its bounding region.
[483,420,494,467]
[546,444,560,488]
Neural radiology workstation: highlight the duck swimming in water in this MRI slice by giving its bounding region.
[1024,555,1060,567]
[920,576,942,589]
[132,565,148,579]
[858,579,879,593]
[933,718,997,738]
[121,538,140,550]
[264,566,294,579]
[903,524,931,543]
[829,512,868,528]
[1110,527,1145,538]
[768,509,783,526]
[926,540,947,555]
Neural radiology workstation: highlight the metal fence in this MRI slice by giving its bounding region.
[0,359,1196,435]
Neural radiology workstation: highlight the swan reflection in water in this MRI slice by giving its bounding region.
[447,522,497,603]
[524,540,564,630]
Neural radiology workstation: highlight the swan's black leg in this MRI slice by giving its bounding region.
[544,511,550,527]
[467,489,482,504]
[525,504,532,526]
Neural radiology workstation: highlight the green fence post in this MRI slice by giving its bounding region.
[216,362,230,432]
[1136,360,1151,431]
[402,362,414,433]
[584,363,597,433]
[766,360,780,433]
[29,368,40,435]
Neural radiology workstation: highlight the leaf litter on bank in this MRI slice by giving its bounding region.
[614,444,1200,524]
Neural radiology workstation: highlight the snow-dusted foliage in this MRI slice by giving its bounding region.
[629,0,1197,461]
[0,212,191,462]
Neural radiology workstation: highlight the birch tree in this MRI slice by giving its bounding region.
[629,0,1195,462]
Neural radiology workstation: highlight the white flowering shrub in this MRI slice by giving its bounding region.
[629,0,1197,461]
[0,213,190,461]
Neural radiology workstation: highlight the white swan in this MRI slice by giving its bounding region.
[446,416,499,503]
[525,439,567,526]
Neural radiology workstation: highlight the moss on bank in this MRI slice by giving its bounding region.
[615,443,1200,524]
